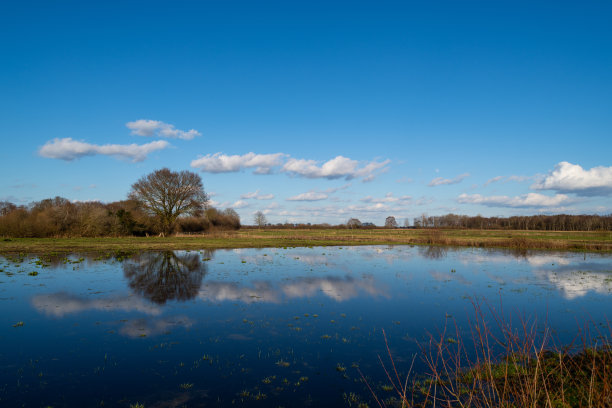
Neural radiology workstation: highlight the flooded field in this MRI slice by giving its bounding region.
[1,246,610,407]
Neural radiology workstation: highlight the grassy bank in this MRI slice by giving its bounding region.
[364,302,611,407]
[1,228,612,253]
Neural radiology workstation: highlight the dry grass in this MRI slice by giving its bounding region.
[1,228,611,253]
[363,300,611,407]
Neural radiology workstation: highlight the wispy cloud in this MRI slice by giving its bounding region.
[286,183,352,202]
[360,193,411,204]
[457,192,572,208]
[126,119,201,140]
[39,138,169,162]
[190,152,286,174]
[483,176,504,186]
[484,175,531,186]
[287,191,329,201]
[531,161,612,196]
[240,190,275,200]
[428,173,470,187]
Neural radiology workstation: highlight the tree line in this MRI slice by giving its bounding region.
[412,213,612,231]
[0,168,240,238]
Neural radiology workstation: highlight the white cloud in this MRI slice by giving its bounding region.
[282,156,390,181]
[287,191,329,201]
[39,138,169,162]
[360,193,412,204]
[483,176,504,186]
[190,152,286,174]
[457,193,572,208]
[191,152,390,181]
[428,173,470,187]
[532,161,612,196]
[507,175,531,183]
[231,200,250,209]
[126,119,201,140]
[324,183,352,194]
[240,190,275,200]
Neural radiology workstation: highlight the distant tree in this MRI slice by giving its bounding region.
[404,218,411,228]
[129,168,208,236]
[0,201,17,216]
[254,211,267,227]
[222,208,241,229]
[385,216,398,228]
[347,218,362,229]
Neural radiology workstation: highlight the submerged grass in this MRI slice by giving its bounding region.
[1,229,611,253]
[362,300,611,407]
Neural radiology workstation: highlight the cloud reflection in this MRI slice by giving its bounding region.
[199,275,387,304]
[533,262,612,299]
[119,316,193,338]
[31,292,161,317]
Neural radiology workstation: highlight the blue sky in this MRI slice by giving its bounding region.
[1,0,611,225]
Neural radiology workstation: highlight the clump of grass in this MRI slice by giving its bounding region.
[361,300,611,407]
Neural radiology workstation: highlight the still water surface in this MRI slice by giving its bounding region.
[1,246,610,407]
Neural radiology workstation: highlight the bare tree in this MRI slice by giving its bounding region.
[0,201,17,216]
[129,168,208,236]
[254,211,267,227]
[347,218,362,229]
[385,216,398,228]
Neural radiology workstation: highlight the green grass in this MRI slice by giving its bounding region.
[1,228,611,253]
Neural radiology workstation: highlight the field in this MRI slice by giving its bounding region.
[1,228,612,253]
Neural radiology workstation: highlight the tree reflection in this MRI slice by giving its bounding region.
[123,251,210,304]
[418,245,447,259]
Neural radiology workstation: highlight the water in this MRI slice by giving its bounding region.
[0,246,610,407]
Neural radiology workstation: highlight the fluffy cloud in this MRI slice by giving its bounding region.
[532,161,612,196]
[287,191,329,201]
[282,156,390,181]
[39,138,169,162]
[428,173,470,187]
[240,190,275,200]
[126,119,201,140]
[457,193,571,208]
[191,152,389,181]
[231,200,250,209]
[190,152,286,174]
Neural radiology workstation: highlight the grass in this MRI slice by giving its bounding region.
[1,228,611,253]
[361,300,611,407]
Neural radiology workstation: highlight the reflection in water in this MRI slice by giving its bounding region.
[8,246,610,408]
[282,275,385,301]
[429,270,472,285]
[119,316,193,338]
[533,262,612,299]
[31,292,162,317]
[123,251,208,304]
[199,275,387,304]
[418,245,448,259]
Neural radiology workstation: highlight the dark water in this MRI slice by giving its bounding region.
[0,246,610,407]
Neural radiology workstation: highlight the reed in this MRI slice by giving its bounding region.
[363,300,611,407]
